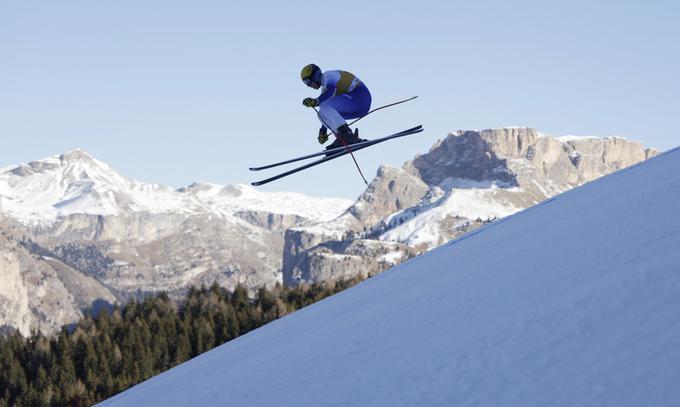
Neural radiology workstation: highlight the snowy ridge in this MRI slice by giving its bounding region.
[101,145,680,407]
[0,150,351,224]
[180,182,350,221]
[378,176,522,246]
[379,187,520,246]
[556,134,601,142]
[556,135,631,143]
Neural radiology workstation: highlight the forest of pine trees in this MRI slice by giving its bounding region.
[0,277,365,406]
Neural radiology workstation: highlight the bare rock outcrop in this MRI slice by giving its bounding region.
[0,218,115,335]
[349,165,430,226]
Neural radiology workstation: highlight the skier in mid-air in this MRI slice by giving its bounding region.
[248,68,419,186]
[300,64,372,150]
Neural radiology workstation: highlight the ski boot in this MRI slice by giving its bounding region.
[325,124,366,156]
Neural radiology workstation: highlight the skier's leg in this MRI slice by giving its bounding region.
[319,85,372,151]
[317,104,347,133]
[318,100,358,150]
[337,84,372,120]
[318,84,372,128]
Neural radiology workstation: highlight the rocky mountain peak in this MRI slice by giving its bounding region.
[59,148,96,163]
[404,127,657,193]
[478,127,541,157]
[7,148,118,181]
[282,127,660,285]
[406,128,524,187]
[178,182,218,193]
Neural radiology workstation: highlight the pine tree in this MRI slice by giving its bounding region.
[0,275,367,405]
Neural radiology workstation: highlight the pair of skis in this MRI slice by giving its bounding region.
[250,125,423,186]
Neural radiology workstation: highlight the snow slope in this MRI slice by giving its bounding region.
[100,147,680,406]
[379,183,522,247]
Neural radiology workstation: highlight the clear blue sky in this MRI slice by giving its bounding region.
[2,1,678,199]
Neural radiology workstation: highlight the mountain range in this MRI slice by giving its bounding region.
[0,150,349,335]
[0,128,657,335]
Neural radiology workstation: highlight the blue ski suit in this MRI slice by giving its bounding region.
[316,70,372,132]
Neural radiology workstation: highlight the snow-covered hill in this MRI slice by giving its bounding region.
[101,146,680,406]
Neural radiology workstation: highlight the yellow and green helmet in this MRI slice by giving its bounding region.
[300,63,321,84]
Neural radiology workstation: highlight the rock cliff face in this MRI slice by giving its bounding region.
[348,165,430,226]
[282,128,658,285]
[0,216,116,336]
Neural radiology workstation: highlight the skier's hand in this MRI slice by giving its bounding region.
[302,97,318,108]
[318,127,328,144]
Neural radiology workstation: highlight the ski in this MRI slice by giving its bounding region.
[251,125,423,186]
[250,125,423,171]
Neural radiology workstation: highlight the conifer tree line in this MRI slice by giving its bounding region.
[0,277,365,406]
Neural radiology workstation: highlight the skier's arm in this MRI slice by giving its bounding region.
[316,71,340,104]
[317,84,336,104]
[318,126,328,144]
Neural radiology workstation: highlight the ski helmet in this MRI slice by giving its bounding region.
[300,63,321,85]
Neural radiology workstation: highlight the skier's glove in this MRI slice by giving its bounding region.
[318,127,328,144]
[302,97,318,108]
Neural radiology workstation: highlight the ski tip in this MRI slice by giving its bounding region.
[250,181,262,187]
[248,167,259,171]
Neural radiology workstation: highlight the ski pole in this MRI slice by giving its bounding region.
[313,107,368,185]
[348,96,418,127]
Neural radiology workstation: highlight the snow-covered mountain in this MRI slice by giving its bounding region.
[0,150,351,335]
[100,145,680,407]
[283,128,657,284]
[0,149,350,224]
